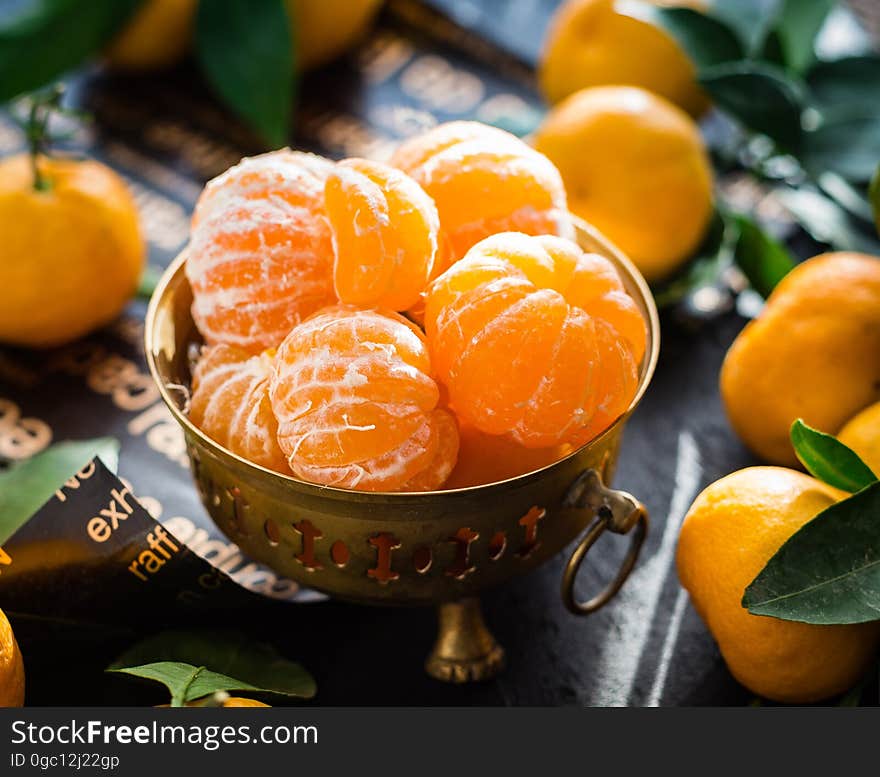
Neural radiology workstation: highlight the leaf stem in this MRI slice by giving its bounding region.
[24,84,66,192]
[172,665,205,708]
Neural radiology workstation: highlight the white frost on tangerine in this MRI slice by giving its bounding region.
[186,150,337,353]
[269,307,457,491]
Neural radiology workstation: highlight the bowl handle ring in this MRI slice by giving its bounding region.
[561,469,649,616]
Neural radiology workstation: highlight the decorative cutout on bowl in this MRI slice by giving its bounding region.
[446,527,479,580]
[293,519,323,571]
[517,506,546,558]
[330,540,350,567]
[367,532,401,583]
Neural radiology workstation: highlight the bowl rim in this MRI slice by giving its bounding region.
[144,216,660,500]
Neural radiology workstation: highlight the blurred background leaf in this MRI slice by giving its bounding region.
[700,62,805,151]
[652,210,731,308]
[807,55,880,115]
[0,438,119,544]
[760,0,836,73]
[871,164,880,229]
[801,108,880,182]
[776,186,880,253]
[705,0,779,55]
[0,0,142,102]
[195,0,296,147]
[730,213,796,298]
[817,171,875,223]
[638,6,743,67]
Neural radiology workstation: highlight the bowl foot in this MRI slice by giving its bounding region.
[425,597,505,683]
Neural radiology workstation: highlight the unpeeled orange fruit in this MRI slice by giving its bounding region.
[105,0,197,71]
[533,85,713,283]
[288,0,384,71]
[390,121,572,261]
[0,609,24,707]
[324,158,439,311]
[219,697,271,707]
[425,232,645,448]
[186,150,337,354]
[539,0,709,117]
[838,401,880,478]
[677,467,880,703]
[190,344,291,475]
[270,305,459,491]
[0,154,144,348]
[721,252,880,465]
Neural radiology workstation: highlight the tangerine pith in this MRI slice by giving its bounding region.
[425,232,644,448]
[269,305,459,491]
[190,344,291,475]
[186,150,337,354]
[390,121,573,261]
[324,158,439,311]
[183,132,649,490]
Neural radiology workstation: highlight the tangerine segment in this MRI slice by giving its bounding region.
[445,422,573,489]
[401,408,460,491]
[405,230,455,328]
[270,306,459,491]
[425,232,644,448]
[325,158,439,311]
[186,150,337,354]
[390,121,573,260]
[190,344,291,474]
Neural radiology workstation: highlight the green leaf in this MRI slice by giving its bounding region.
[705,0,780,55]
[137,264,163,300]
[775,187,880,254]
[817,172,875,224]
[630,5,743,69]
[651,210,730,308]
[112,662,205,707]
[761,0,836,73]
[807,56,880,117]
[699,62,805,151]
[801,109,880,183]
[0,438,119,544]
[790,419,877,493]
[730,214,795,298]
[871,164,880,232]
[111,662,275,707]
[0,0,142,102]
[195,0,295,147]
[109,629,315,701]
[743,480,880,624]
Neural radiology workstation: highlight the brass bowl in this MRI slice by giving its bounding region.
[145,218,660,682]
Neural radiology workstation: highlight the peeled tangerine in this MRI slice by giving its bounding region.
[445,422,574,489]
[391,121,573,262]
[186,150,337,354]
[426,232,646,449]
[270,306,459,491]
[190,344,291,475]
[324,158,439,311]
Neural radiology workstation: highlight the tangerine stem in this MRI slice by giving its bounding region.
[25,85,65,192]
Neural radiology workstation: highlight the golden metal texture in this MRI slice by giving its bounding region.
[425,598,505,683]
[145,217,661,681]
